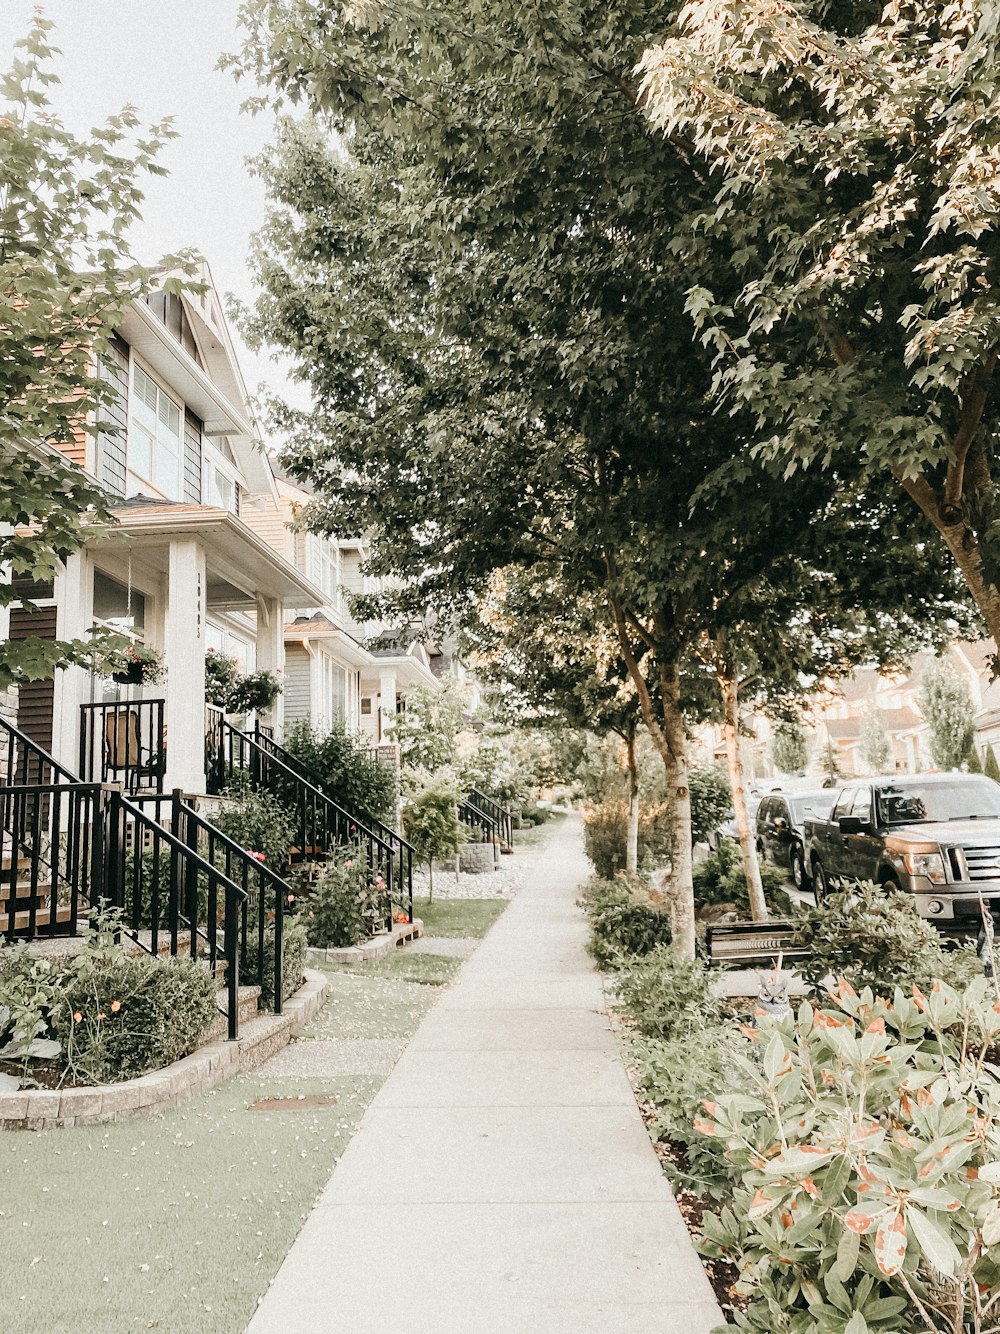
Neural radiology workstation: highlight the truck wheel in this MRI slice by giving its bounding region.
[790,846,809,891]
[812,859,829,903]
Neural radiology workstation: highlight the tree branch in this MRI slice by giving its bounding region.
[944,352,998,518]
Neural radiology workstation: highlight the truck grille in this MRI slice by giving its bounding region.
[959,846,1000,881]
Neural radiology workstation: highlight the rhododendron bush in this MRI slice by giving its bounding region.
[697,978,1000,1333]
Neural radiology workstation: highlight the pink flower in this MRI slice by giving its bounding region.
[247,850,266,863]
[344,860,353,868]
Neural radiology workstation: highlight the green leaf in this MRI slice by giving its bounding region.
[908,1207,962,1278]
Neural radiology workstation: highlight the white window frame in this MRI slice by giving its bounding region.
[127,360,184,501]
[204,447,240,514]
[306,534,341,608]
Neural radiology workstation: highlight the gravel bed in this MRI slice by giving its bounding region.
[413,855,525,900]
[260,1036,408,1078]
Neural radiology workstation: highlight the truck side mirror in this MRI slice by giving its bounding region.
[838,815,867,835]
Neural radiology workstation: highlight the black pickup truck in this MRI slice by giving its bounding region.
[802,773,1000,930]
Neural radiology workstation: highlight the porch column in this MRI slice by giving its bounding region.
[164,539,207,794]
[379,668,398,743]
[51,552,92,774]
[256,594,285,736]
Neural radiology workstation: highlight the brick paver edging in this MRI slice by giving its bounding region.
[0,969,330,1131]
[306,917,423,967]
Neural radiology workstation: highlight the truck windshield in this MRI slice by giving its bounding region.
[876,780,1000,826]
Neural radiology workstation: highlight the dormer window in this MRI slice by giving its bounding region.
[129,365,182,500]
[204,451,240,514]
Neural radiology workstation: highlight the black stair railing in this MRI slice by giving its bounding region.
[130,790,291,1018]
[79,699,166,794]
[205,712,402,930]
[458,798,499,844]
[466,788,514,849]
[100,788,249,1040]
[247,723,414,925]
[0,780,103,938]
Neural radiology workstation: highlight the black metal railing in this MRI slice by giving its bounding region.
[79,699,166,794]
[205,711,403,929]
[101,789,249,1039]
[246,723,414,924]
[129,791,289,1021]
[458,798,499,844]
[0,713,79,788]
[466,788,514,848]
[0,781,102,938]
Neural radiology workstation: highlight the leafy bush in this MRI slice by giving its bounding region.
[688,763,732,844]
[613,946,742,1201]
[582,799,673,879]
[304,848,386,948]
[402,775,463,900]
[57,952,218,1085]
[583,877,672,968]
[519,805,550,826]
[0,905,217,1086]
[244,919,308,1008]
[791,883,980,996]
[282,719,397,824]
[697,979,1000,1332]
[214,783,296,872]
[693,840,793,917]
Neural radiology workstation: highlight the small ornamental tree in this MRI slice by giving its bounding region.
[771,719,808,776]
[0,16,192,687]
[987,746,1000,784]
[858,702,891,776]
[390,683,463,776]
[920,658,975,772]
[402,778,462,903]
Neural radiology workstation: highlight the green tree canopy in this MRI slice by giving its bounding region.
[771,719,808,776]
[0,17,190,687]
[858,701,891,776]
[639,2,1000,649]
[919,658,976,772]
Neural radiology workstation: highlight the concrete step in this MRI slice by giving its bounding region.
[0,903,74,934]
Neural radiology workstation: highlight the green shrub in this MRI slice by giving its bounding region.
[56,952,218,1085]
[304,849,386,948]
[614,945,742,1201]
[402,776,463,900]
[282,719,397,824]
[582,799,673,879]
[697,979,1000,1331]
[688,764,731,845]
[214,783,296,872]
[693,840,792,917]
[244,919,308,1008]
[583,877,672,968]
[791,883,980,996]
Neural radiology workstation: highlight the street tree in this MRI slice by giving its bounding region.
[920,658,975,772]
[639,3,1000,651]
[232,1,975,945]
[859,702,891,776]
[771,719,808,776]
[0,16,187,686]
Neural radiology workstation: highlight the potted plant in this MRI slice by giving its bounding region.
[227,669,283,715]
[205,649,240,707]
[97,643,166,687]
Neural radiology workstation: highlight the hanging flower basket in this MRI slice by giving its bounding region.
[226,669,283,715]
[97,644,166,687]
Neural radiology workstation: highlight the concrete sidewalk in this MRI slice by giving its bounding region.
[247,819,724,1334]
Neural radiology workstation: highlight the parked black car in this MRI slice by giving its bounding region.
[755,790,836,891]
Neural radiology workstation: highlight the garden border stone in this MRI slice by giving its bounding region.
[0,969,330,1131]
[305,917,423,968]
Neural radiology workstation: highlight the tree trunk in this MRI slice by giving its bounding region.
[718,663,769,922]
[428,858,434,904]
[625,726,639,876]
[660,664,696,959]
[899,469,1000,648]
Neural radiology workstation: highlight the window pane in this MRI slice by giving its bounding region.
[130,424,153,479]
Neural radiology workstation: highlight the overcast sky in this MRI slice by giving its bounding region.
[0,1,304,411]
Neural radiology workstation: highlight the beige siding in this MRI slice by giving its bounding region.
[284,645,312,727]
[240,494,296,564]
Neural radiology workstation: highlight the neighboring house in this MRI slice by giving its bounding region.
[240,466,442,747]
[7,261,328,796]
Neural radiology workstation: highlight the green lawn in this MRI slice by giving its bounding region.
[0,950,477,1333]
[512,810,566,847]
[412,895,508,938]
